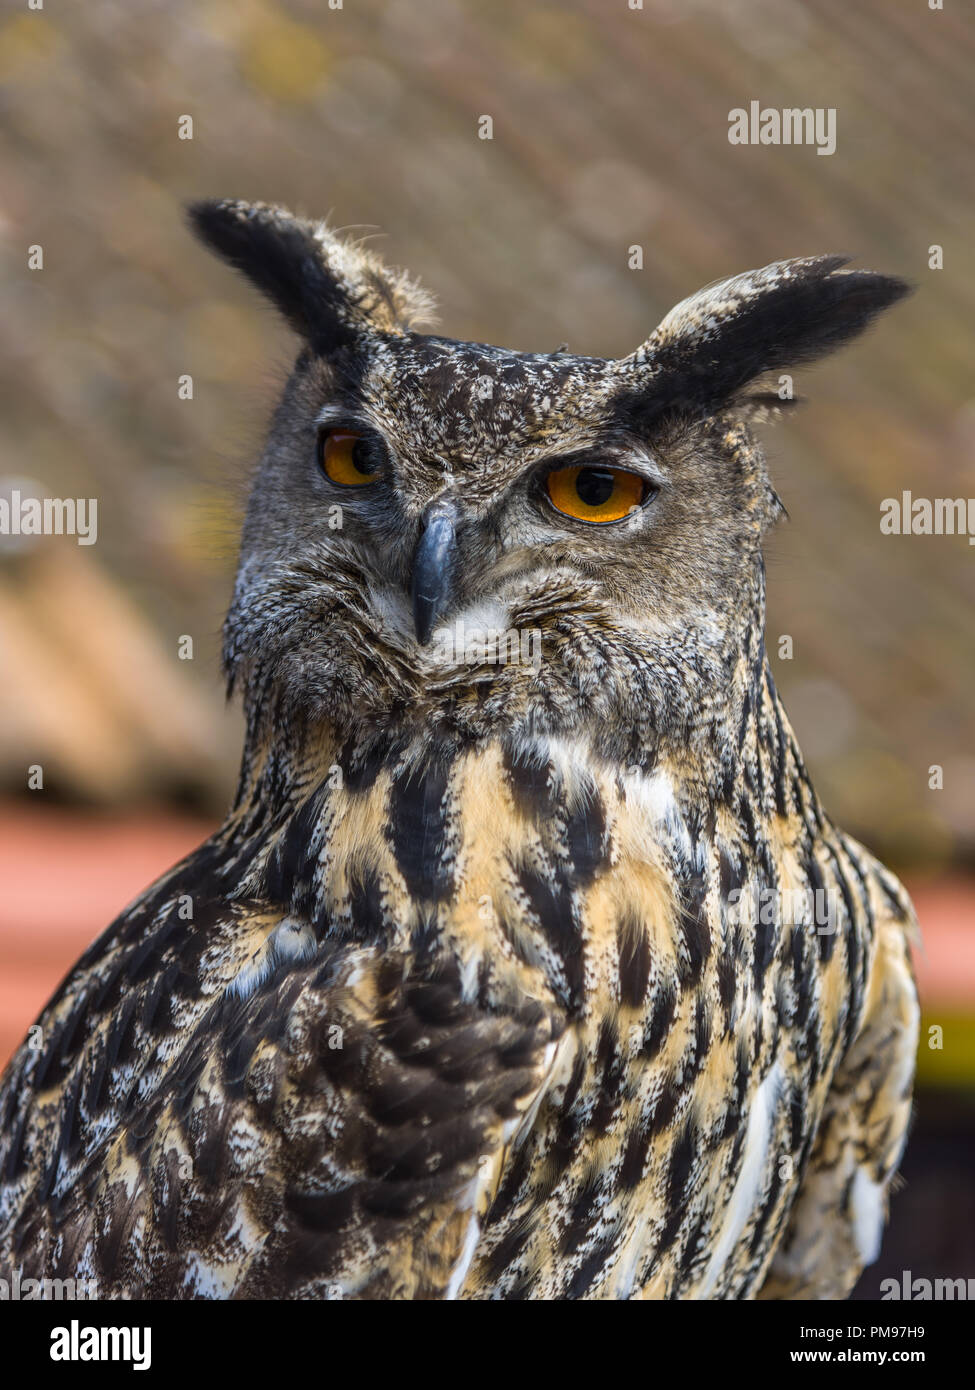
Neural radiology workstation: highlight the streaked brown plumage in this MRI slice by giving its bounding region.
[0,201,918,1299]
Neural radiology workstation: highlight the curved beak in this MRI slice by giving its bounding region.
[411,500,458,645]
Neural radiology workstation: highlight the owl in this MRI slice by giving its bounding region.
[0,200,919,1300]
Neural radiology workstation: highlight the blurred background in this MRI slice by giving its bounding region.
[0,0,972,1294]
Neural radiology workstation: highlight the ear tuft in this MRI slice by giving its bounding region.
[186,198,436,353]
[615,256,911,413]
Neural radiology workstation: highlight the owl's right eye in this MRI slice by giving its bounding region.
[318,430,380,487]
[544,464,649,524]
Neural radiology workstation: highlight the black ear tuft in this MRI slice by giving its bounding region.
[187,199,354,351]
[616,256,911,414]
[186,198,436,353]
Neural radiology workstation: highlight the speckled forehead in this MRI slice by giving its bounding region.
[357,334,614,465]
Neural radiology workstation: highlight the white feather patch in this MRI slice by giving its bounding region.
[850,1167,885,1267]
[228,917,317,1002]
[697,1062,782,1297]
[445,1210,481,1301]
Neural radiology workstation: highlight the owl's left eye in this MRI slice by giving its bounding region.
[545,464,649,524]
[318,430,380,487]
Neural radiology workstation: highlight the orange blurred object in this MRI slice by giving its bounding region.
[0,802,216,1067]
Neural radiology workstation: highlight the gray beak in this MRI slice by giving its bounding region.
[411,500,458,645]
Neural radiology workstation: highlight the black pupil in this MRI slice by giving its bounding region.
[575,468,616,507]
[351,440,373,474]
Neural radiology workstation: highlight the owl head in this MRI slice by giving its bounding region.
[189,199,907,766]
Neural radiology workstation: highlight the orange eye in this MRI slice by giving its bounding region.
[545,465,647,523]
[320,430,380,487]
